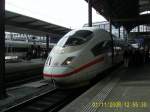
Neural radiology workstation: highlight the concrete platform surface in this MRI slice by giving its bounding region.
[0,80,54,111]
[59,65,150,112]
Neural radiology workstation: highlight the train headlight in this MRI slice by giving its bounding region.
[62,57,75,65]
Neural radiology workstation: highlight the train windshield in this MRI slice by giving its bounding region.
[57,30,93,47]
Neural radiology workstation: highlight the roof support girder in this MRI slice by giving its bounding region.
[6,20,66,35]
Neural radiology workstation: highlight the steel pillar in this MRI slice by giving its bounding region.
[123,27,127,41]
[118,26,120,38]
[138,26,140,32]
[0,0,7,99]
[88,0,92,27]
[123,27,125,40]
[46,35,49,57]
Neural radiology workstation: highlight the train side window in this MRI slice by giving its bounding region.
[91,41,112,56]
[91,41,105,56]
[104,41,113,48]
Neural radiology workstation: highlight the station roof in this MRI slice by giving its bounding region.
[5,10,71,36]
[85,0,150,32]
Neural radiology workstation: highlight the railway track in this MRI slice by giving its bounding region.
[3,87,87,112]
[5,67,43,88]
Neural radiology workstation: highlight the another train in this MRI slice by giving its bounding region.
[43,27,125,87]
[5,40,54,59]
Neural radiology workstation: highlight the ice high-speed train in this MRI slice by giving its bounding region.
[43,27,124,86]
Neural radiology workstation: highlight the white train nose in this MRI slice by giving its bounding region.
[43,66,73,77]
[43,66,76,85]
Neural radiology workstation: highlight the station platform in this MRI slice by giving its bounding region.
[6,59,45,74]
[0,80,54,111]
[60,64,150,112]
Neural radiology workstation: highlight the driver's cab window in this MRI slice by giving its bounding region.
[57,30,93,47]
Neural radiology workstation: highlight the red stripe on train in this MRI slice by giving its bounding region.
[43,56,104,78]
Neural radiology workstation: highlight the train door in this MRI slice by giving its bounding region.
[91,41,106,71]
